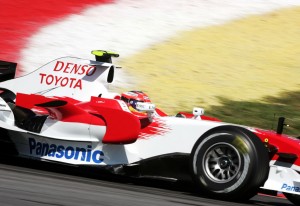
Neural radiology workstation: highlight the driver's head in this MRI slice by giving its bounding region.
[121,91,151,111]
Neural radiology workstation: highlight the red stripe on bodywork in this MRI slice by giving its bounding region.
[15,93,105,126]
[254,129,300,167]
[90,97,141,144]
[138,118,170,139]
[16,93,141,144]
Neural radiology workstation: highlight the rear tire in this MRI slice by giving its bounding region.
[284,193,300,205]
[190,126,269,201]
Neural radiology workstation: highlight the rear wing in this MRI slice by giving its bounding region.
[91,50,119,83]
[91,50,119,64]
[0,60,17,82]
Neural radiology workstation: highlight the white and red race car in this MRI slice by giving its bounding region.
[0,51,299,205]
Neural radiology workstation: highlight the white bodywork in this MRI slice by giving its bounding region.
[0,57,116,101]
[2,107,225,165]
[262,163,300,195]
[0,56,299,200]
[0,57,227,165]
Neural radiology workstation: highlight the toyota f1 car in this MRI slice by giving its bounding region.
[0,51,300,205]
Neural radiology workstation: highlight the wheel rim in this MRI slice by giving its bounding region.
[203,142,241,183]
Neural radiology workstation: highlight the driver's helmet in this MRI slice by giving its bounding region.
[121,91,151,112]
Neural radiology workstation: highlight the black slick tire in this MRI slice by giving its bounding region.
[190,126,269,201]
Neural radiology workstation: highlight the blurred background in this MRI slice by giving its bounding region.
[1,0,300,136]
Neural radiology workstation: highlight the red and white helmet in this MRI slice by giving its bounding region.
[121,91,151,111]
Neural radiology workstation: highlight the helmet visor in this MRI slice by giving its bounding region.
[129,99,143,110]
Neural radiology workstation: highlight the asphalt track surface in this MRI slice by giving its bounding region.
[0,157,293,206]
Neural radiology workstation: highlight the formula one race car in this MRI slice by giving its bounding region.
[0,51,300,205]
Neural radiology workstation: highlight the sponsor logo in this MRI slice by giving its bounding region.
[29,138,104,164]
[281,183,300,192]
[39,61,97,90]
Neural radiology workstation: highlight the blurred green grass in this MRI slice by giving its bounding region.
[204,90,300,137]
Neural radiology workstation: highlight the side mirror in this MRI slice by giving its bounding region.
[193,107,204,116]
[193,107,204,119]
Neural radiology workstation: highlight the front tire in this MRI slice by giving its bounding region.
[190,126,269,201]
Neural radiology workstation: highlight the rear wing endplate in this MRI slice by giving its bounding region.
[0,60,17,82]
